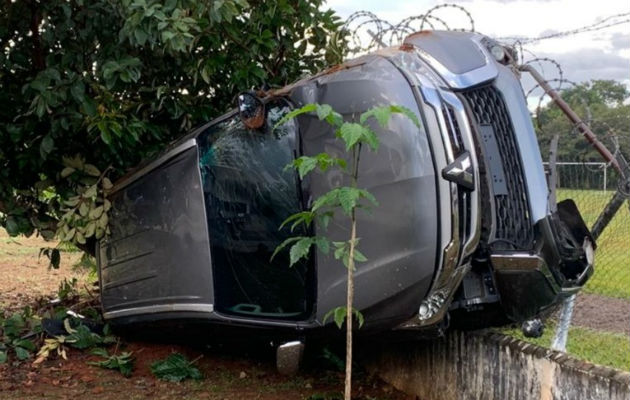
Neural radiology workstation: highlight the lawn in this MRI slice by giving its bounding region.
[557,189,630,299]
[500,322,630,371]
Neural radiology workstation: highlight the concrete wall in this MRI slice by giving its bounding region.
[366,331,630,400]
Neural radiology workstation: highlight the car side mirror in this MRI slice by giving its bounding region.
[238,92,265,130]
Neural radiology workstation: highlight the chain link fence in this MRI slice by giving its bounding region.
[545,162,630,299]
[542,161,630,369]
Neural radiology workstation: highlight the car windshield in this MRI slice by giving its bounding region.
[196,100,313,320]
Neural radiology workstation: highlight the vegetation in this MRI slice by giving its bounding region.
[0,307,39,363]
[0,0,346,256]
[274,104,420,400]
[535,79,629,167]
[501,322,630,371]
[89,348,135,377]
[150,352,203,382]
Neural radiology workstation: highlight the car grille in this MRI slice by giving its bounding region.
[461,86,534,250]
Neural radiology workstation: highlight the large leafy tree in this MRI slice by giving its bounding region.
[535,80,630,164]
[0,0,344,253]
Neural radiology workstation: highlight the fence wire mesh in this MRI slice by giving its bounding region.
[544,160,630,368]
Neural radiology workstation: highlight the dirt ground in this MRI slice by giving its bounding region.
[0,231,87,312]
[0,230,413,400]
[572,293,630,335]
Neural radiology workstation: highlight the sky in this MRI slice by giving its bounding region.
[326,0,630,96]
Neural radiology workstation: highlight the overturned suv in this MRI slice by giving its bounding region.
[98,31,594,343]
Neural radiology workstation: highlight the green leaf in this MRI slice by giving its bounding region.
[333,241,347,263]
[315,104,343,127]
[322,306,346,329]
[64,228,76,241]
[358,189,378,206]
[70,81,85,103]
[338,123,365,150]
[5,216,20,236]
[293,156,318,179]
[84,185,97,198]
[150,353,202,382]
[360,105,421,129]
[83,164,101,177]
[76,231,86,245]
[314,236,330,255]
[0,351,6,364]
[85,222,96,238]
[61,167,76,178]
[312,189,340,213]
[333,306,346,329]
[361,128,379,151]
[389,105,421,128]
[102,177,114,190]
[15,346,30,361]
[88,349,135,377]
[353,309,365,328]
[270,236,301,261]
[79,202,89,217]
[337,187,361,215]
[273,104,316,131]
[289,237,314,267]
[353,249,367,263]
[279,211,314,231]
[67,325,102,349]
[40,135,54,159]
[89,206,104,219]
[360,106,391,128]
[13,339,35,351]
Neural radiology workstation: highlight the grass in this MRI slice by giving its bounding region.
[557,189,630,299]
[500,322,630,371]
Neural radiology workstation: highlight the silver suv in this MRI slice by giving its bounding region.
[97,31,593,340]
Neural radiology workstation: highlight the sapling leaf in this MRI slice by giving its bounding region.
[315,104,343,127]
[273,104,317,130]
[338,123,365,150]
[289,237,314,267]
[333,307,346,329]
[279,211,314,231]
[359,106,392,128]
[323,306,347,329]
[314,236,330,255]
[293,156,318,179]
[389,104,421,128]
[270,237,302,261]
[337,187,361,215]
[353,249,367,263]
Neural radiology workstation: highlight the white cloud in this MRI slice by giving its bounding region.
[326,0,630,87]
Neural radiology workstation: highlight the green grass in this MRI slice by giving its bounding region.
[557,189,630,299]
[500,322,630,371]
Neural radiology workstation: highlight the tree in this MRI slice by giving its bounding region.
[535,80,630,164]
[274,104,420,400]
[0,0,345,258]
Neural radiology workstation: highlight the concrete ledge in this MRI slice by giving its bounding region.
[365,330,630,400]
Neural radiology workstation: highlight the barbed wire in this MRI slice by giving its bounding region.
[342,3,475,55]
[496,12,630,44]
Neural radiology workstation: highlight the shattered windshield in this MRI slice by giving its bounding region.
[197,100,312,320]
